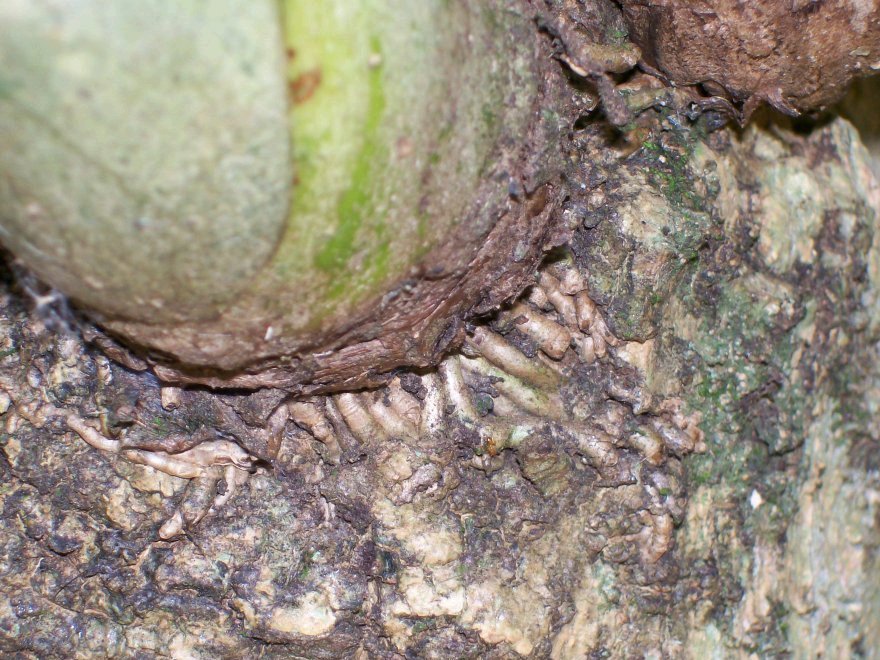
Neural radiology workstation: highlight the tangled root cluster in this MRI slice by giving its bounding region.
[0,243,707,653]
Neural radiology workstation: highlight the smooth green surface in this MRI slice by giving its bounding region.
[0,0,291,322]
[279,2,392,291]
[239,0,540,347]
[0,0,542,368]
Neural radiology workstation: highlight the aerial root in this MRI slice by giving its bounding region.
[62,254,700,553]
[289,400,342,464]
[466,327,560,389]
[334,392,387,444]
[505,302,572,360]
[67,412,255,540]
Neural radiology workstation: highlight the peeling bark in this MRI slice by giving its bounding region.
[2,105,879,656]
[1,2,880,658]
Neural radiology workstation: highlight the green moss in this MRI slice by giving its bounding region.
[411,619,436,633]
[317,35,387,277]
[150,417,169,434]
[630,131,813,526]
[644,139,703,212]
[606,26,629,44]
[481,104,498,133]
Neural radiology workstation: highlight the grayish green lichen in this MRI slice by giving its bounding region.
[1,47,879,660]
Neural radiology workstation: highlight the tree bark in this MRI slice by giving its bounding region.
[2,12,880,660]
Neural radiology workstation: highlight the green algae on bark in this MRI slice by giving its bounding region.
[2,87,880,658]
[0,0,564,392]
[577,114,880,656]
[3,1,880,654]
[3,109,879,657]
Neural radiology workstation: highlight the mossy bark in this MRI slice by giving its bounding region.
[0,0,565,393]
[1,4,880,659]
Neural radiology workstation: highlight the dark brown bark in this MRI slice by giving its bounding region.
[619,0,880,118]
[1,3,879,658]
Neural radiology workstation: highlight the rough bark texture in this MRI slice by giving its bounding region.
[2,107,878,659]
[0,0,568,394]
[618,0,880,119]
[2,5,880,660]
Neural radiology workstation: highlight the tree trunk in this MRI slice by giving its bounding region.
[2,17,880,660]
